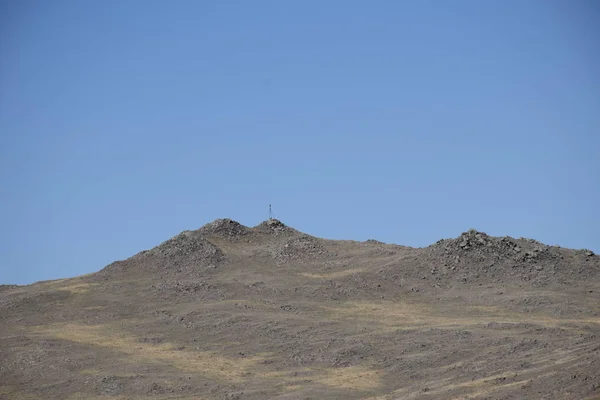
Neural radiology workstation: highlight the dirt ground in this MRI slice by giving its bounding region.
[1,219,599,399]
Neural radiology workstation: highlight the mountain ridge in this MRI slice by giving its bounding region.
[92,218,597,288]
[1,218,598,400]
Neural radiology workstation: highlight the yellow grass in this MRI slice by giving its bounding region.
[283,384,304,392]
[30,322,382,391]
[0,386,40,400]
[420,371,555,400]
[66,394,206,400]
[323,300,600,329]
[300,267,365,279]
[31,323,265,383]
[394,346,587,399]
[312,365,382,390]
[77,368,102,375]
[55,283,98,294]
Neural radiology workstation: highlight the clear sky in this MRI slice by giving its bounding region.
[1,1,599,285]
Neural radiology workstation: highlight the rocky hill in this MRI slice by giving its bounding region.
[1,219,598,399]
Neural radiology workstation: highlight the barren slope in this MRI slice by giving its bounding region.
[1,219,599,399]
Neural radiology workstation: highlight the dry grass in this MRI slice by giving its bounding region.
[38,279,98,295]
[395,345,590,399]
[54,283,98,295]
[365,371,546,400]
[0,386,40,400]
[258,365,382,391]
[30,323,265,383]
[414,371,556,400]
[65,394,206,400]
[29,322,382,392]
[66,395,128,400]
[312,365,382,390]
[323,300,600,329]
[299,267,365,279]
[363,387,409,400]
[81,306,105,311]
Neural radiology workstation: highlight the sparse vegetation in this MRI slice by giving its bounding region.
[1,218,598,399]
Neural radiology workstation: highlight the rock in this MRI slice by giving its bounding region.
[365,239,385,245]
[200,219,250,237]
[147,231,224,263]
[266,219,285,228]
[273,235,330,263]
[254,219,290,234]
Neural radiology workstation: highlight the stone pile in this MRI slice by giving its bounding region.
[273,235,329,263]
[433,229,565,265]
[147,231,224,262]
[254,219,290,235]
[199,219,250,238]
[434,229,523,260]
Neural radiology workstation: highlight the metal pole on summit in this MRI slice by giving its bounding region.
[269,204,272,220]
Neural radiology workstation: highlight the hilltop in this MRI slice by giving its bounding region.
[1,219,598,399]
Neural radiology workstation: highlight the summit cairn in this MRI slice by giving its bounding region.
[199,218,250,238]
[256,218,288,233]
[253,204,290,234]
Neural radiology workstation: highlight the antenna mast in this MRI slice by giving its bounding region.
[269,204,273,220]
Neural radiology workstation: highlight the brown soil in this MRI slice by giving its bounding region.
[1,219,599,399]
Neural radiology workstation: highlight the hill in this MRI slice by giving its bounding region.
[1,219,599,399]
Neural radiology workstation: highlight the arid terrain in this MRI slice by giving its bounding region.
[1,218,599,399]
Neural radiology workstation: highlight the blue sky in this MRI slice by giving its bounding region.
[1,1,598,284]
